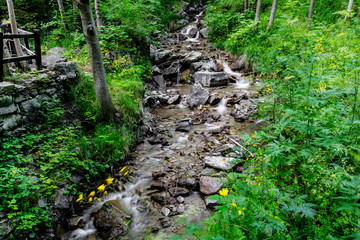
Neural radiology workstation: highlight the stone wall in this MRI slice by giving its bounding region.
[0,61,78,133]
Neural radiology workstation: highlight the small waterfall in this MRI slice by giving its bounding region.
[218,60,250,89]
[176,61,181,85]
[186,31,200,42]
[215,98,228,115]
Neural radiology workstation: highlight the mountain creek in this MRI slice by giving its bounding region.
[61,3,264,240]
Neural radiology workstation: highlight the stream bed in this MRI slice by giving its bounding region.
[62,2,262,240]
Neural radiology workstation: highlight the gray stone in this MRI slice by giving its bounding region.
[47,47,65,55]
[200,27,210,39]
[2,114,21,130]
[152,49,173,64]
[177,204,185,213]
[204,156,235,171]
[53,62,78,79]
[176,121,191,132]
[199,176,223,195]
[194,72,228,87]
[208,96,221,106]
[255,119,267,127]
[0,104,17,115]
[231,55,247,71]
[177,196,184,203]
[54,189,72,209]
[186,83,209,108]
[183,51,205,65]
[42,50,67,70]
[0,82,16,93]
[153,75,166,89]
[15,95,29,103]
[152,66,162,75]
[161,207,171,217]
[20,99,40,113]
[169,187,190,197]
[205,197,220,209]
[0,96,13,108]
[168,95,181,105]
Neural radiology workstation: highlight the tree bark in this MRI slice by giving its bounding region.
[6,0,27,69]
[244,0,248,11]
[94,0,103,29]
[72,0,79,30]
[267,0,278,29]
[57,0,70,30]
[254,0,262,32]
[344,0,354,22]
[75,0,115,120]
[307,0,315,29]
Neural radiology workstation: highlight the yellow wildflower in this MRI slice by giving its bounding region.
[252,134,256,138]
[238,210,242,215]
[120,166,127,173]
[104,191,108,195]
[232,203,237,208]
[76,193,84,202]
[243,207,246,211]
[89,191,95,197]
[89,197,93,202]
[124,171,130,177]
[98,198,101,202]
[219,188,229,197]
[97,184,106,192]
[12,169,16,174]
[331,174,336,178]
[106,177,114,185]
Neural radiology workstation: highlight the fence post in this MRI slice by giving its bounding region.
[0,32,3,81]
[34,29,41,70]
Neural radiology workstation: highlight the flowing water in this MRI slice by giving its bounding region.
[63,5,260,240]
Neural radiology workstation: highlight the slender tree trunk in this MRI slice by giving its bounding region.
[254,0,262,32]
[244,0,248,11]
[57,0,70,30]
[75,0,115,120]
[3,41,15,76]
[267,0,278,29]
[94,0,103,29]
[6,0,27,69]
[344,0,354,22]
[248,0,251,9]
[307,0,315,29]
[72,0,79,30]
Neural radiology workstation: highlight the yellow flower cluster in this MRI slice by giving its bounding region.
[314,39,324,54]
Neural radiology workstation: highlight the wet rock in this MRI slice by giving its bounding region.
[161,207,171,217]
[199,176,223,195]
[235,91,250,101]
[212,113,221,121]
[208,96,221,106]
[93,200,132,239]
[177,196,184,203]
[183,51,206,65]
[178,177,197,189]
[204,156,235,171]
[186,83,209,108]
[153,75,166,89]
[169,187,190,197]
[86,235,103,240]
[205,197,220,209]
[150,182,165,190]
[54,188,73,209]
[167,95,181,105]
[152,49,173,64]
[69,216,84,229]
[152,170,166,179]
[177,204,185,213]
[152,65,162,75]
[176,121,191,132]
[234,114,247,122]
[194,72,228,87]
[148,137,163,145]
[255,119,267,127]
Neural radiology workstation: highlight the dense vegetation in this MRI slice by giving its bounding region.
[0,0,182,238]
[181,0,360,239]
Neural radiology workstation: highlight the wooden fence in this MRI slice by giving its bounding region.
[0,29,42,80]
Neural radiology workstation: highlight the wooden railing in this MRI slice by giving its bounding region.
[0,29,42,80]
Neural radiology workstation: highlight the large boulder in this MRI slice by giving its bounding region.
[194,72,228,87]
[186,83,209,108]
[204,156,235,171]
[42,47,67,70]
[53,62,78,79]
[200,27,210,39]
[183,51,206,65]
[54,188,73,209]
[151,48,173,64]
[231,55,249,71]
[93,200,132,239]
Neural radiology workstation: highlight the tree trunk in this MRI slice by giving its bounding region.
[248,0,251,9]
[57,0,70,30]
[94,0,102,29]
[2,40,15,77]
[244,0,248,11]
[72,0,79,30]
[6,0,27,69]
[254,0,262,32]
[75,0,115,120]
[267,0,278,29]
[344,0,354,22]
[307,0,315,29]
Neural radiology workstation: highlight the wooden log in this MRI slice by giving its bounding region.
[3,33,34,39]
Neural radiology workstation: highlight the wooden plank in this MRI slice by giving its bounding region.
[3,55,36,63]
[18,29,32,34]
[34,29,42,70]
[3,33,34,39]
